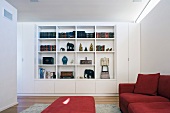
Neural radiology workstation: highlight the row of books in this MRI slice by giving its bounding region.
[77,31,95,38]
[40,45,56,51]
[39,68,56,79]
[96,32,114,38]
[58,31,75,38]
[96,45,105,51]
[40,32,56,38]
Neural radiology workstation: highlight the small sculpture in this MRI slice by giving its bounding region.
[109,48,112,51]
[70,59,74,64]
[60,47,65,51]
[89,43,93,51]
[79,43,83,51]
[67,42,74,51]
[84,47,88,51]
[106,48,109,51]
[62,56,68,64]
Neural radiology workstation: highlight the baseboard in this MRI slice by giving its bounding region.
[17,93,119,96]
[0,102,18,112]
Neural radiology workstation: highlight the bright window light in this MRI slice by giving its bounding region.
[135,0,160,23]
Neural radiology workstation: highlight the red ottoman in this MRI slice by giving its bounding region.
[41,96,95,113]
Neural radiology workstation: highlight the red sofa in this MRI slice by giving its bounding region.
[119,75,170,113]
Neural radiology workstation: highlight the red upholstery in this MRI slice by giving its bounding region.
[128,102,170,113]
[134,73,160,96]
[158,75,170,100]
[119,75,170,113]
[42,96,95,113]
[120,93,169,112]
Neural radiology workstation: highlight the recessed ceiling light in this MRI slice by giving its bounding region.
[30,0,39,2]
[133,0,142,2]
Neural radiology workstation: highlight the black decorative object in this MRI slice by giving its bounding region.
[60,47,65,51]
[62,56,68,64]
[43,57,54,64]
[67,42,74,51]
[84,47,88,51]
[84,69,94,79]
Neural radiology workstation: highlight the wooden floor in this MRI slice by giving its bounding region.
[1,96,119,113]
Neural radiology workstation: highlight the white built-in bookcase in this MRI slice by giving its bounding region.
[36,25,116,80]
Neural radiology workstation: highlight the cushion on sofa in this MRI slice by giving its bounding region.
[120,93,169,111]
[128,102,170,113]
[158,75,170,100]
[134,73,160,95]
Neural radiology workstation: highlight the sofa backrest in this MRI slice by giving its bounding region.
[158,75,170,100]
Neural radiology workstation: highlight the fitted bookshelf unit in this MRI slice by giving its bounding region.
[36,25,116,81]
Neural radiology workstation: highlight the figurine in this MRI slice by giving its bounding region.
[70,59,74,64]
[62,56,68,64]
[60,47,65,51]
[89,43,93,51]
[67,42,74,51]
[84,47,88,51]
[79,43,83,51]
[106,48,109,51]
[109,48,112,51]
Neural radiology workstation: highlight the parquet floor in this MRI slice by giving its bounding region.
[0,96,119,113]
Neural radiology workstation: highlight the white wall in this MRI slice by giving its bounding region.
[0,0,17,111]
[140,0,170,74]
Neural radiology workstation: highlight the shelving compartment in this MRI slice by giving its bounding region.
[77,26,95,38]
[57,26,76,38]
[36,26,57,80]
[96,26,114,38]
[96,53,115,79]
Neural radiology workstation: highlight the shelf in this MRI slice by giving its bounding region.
[57,64,75,67]
[96,51,115,53]
[57,51,76,53]
[38,38,56,41]
[57,38,76,41]
[77,38,95,41]
[38,64,56,67]
[77,51,95,53]
[38,51,56,54]
[77,64,95,67]
[96,38,115,41]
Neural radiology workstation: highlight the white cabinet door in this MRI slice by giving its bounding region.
[55,80,76,93]
[22,23,35,93]
[76,80,95,93]
[35,81,54,93]
[116,23,129,92]
[128,23,140,83]
[96,80,117,93]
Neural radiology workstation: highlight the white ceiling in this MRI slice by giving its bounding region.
[6,0,149,22]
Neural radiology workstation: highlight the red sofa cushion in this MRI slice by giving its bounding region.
[134,73,160,95]
[158,75,170,100]
[42,96,95,113]
[120,93,169,111]
[128,102,170,113]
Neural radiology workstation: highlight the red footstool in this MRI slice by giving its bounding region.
[41,96,95,113]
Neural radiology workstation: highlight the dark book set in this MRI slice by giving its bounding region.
[77,31,95,38]
[40,32,56,38]
[40,45,56,51]
[96,45,105,51]
[39,68,56,79]
[58,31,75,38]
[96,32,114,38]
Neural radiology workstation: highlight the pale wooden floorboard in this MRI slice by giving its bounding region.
[0,96,119,113]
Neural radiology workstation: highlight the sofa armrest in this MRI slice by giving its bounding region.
[119,83,135,94]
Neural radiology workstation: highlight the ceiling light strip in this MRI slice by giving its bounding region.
[135,0,160,23]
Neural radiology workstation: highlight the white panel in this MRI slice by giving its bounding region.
[35,81,54,93]
[96,80,117,93]
[0,0,17,111]
[116,23,129,89]
[128,23,140,83]
[55,80,75,93]
[76,80,95,93]
[22,23,35,93]
[17,23,23,93]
